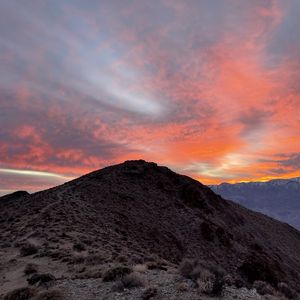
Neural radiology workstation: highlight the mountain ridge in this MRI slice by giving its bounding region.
[1,160,300,299]
[210,177,300,230]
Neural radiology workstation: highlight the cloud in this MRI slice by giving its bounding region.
[0,168,72,196]
[269,153,300,170]
[1,0,300,192]
[238,107,273,136]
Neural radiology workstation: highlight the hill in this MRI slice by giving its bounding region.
[1,160,300,299]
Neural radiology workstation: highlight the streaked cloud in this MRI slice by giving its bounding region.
[0,168,72,196]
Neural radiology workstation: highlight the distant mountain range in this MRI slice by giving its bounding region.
[210,178,300,230]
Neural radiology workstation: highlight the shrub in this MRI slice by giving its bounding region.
[141,287,158,300]
[24,264,38,276]
[179,259,225,296]
[3,287,36,300]
[179,183,208,210]
[223,274,234,286]
[73,243,86,252]
[146,261,168,271]
[190,265,203,280]
[70,255,85,264]
[130,254,144,264]
[238,255,280,285]
[85,254,104,265]
[75,270,102,279]
[179,259,196,279]
[200,221,214,241]
[20,243,38,256]
[253,280,275,295]
[277,282,297,299]
[121,272,145,288]
[102,266,132,282]
[27,273,55,286]
[111,273,144,292]
[179,259,209,281]
[116,255,127,263]
[33,289,65,300]
[197,269,215,294]
[210,267,226,296]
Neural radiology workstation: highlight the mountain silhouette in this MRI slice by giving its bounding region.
[1,160,300,299]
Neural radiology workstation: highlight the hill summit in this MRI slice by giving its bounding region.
[1,160,300,299]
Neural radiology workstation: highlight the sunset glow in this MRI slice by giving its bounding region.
[1,0,300,195]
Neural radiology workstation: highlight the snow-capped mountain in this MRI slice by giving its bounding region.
[210,178,300,230]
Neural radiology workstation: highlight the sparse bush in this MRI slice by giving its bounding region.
[111,272,145,292]
[263,294,287,300]
[33,289,65,300]
[200,221,214,241]
[223,274,234,286]
[190,265,203,280]
[102,266,132,282]
[24,263,38,275]
[116,255,127,263]
[179,183,208,210]
[253,280,275,295]
[75,270,102,279]
[210,267,226,296]
[73,242,86,252]
[234,278,244,288]
[121,272,145,288]
[2,242,11,248]
[70,255,85,264]
[85,254,104,265]
[130,254,144,264]
[238,254,281,285]
[146,261,168,271]
[74,265,86,273]
[179,259,225,296]
[3,287,36,300]
[277,282,297,299]
[27,273,55,286]
[20,243,38,256]
[143,254,157,262]
[179,259,196,279]
[111,280,125,292]
[197,269,215,294]
[82,238,93,246]
[141,287,158,300]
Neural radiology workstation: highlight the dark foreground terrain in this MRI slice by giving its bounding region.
[1,160,300,299]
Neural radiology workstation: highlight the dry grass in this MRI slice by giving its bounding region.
[176,282,189,292]
[133,264,147,273]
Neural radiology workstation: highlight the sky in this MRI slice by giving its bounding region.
[1,0,300,195]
